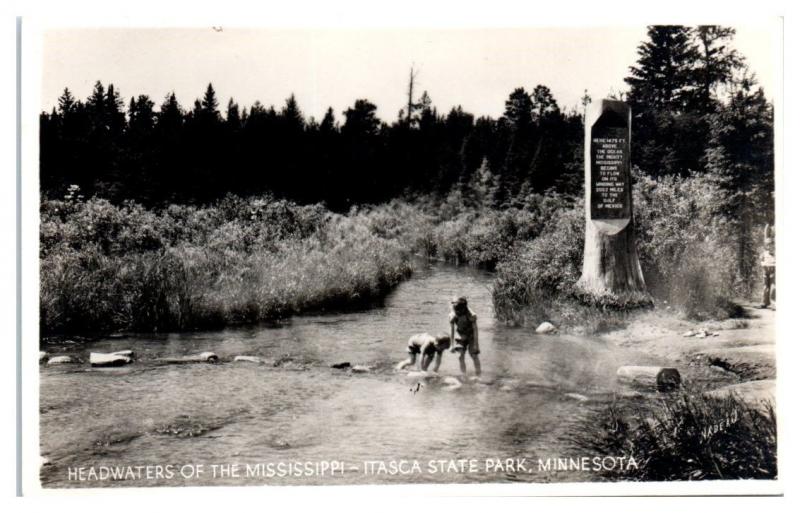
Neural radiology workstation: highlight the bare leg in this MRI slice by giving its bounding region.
[420,353,433,371]
[471,354,482,376]
[396,353,416,371]
[458,352,467,375]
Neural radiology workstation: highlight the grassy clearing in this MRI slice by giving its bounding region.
[571,388,777,481]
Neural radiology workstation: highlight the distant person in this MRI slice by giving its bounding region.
[449,296,481,376]
[396,333,451,372]
[760,224,776,309]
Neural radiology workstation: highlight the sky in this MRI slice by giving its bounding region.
[40,26,777,122]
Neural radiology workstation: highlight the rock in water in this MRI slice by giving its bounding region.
[47,356,73,365]
[442,376,462,387]
[330,362,351,369]
[90,352,133,367]
[616,366,681,392]
[565,392,589,402]
[234,355,262,364]
[159,352,219,364]
[112,350,135,358]
[535,322,556,334]
[351,365,371,373]
[39,351,47,363]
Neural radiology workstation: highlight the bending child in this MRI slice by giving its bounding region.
[396,333,451,372]
[449,296,481,376]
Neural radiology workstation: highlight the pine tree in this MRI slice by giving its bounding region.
[226,98,242,129]
[342,99,380,137]
[625,26,704,176]
[704,72,773,287]
[280,94,305,132]
[201,83,220,120]
[531,85,560,120]
[57,88,77,115]
[693,26,743,112]
[504,87,533,129]
[320,107,337,134]
[625,26,699,113]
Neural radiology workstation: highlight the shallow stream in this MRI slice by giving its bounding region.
[40,263,670,487]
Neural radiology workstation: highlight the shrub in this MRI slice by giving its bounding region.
[492,171,765,324]
[634,171,755,319]
[492,204,585,325]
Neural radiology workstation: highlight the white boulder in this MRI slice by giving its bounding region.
[234,355,263,364]
[535,322,556,334]
[90,352,132,367]
[47,356,73,365]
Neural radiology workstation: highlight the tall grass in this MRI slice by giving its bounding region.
[571,389,777,481]
[40,195,412,335]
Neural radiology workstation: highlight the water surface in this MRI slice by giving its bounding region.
[40,263,669,487]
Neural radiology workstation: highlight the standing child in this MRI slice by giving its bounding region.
[449,296,481,376]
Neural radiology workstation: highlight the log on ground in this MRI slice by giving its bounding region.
[616,365,681,391]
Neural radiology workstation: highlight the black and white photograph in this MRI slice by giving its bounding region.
[20,11,784,495]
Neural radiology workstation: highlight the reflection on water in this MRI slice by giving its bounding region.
[40,263,668,487]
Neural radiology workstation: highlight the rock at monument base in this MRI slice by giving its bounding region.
[616,365,681,392]
[47,356,74,365]
[330,361,351,369]
[535,322,556,334]
[705,379,775,415]
[234,355,263,364]
[90,352,133,367]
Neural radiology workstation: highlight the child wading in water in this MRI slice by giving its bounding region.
[396,333,451,372]
[449,296,481,376]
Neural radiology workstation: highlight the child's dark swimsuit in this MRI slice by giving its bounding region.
[449,311,479,355]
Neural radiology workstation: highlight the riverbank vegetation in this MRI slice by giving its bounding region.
[573,391,777,480]
[40,195,416,335]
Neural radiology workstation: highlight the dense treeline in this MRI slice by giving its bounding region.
[40,27,773,217]
[40,80,584,209]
